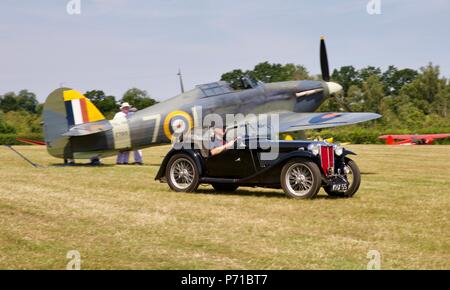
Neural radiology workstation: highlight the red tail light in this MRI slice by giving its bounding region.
[320,145,334,176]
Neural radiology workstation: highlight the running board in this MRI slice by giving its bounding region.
[200,177,239,184]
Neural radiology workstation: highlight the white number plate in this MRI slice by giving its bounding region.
[332,183,348,192]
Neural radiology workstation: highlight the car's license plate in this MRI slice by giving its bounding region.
[332,183,348,192]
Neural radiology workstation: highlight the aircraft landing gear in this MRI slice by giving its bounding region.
[90,158,102,166]
[64,158,75,165]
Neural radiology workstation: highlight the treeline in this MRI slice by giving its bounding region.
[1,62,449,144]
[0,90,42,136]
[221,62,450,143]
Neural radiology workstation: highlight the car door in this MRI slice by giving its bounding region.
[205,146,257,178]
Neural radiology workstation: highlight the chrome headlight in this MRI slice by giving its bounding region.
[334,144,344,156]
[307,143,320,155]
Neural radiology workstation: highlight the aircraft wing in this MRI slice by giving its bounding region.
[62,120,112,137]
[230,111,381,134]
[418,133,450,140]
[276,112,381,132]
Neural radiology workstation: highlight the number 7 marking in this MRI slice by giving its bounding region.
[142,114,161,143]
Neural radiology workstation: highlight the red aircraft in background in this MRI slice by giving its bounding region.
[379,133,450,145]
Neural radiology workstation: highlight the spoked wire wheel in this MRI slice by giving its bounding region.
[281,158,321,199]
[166,154,200,192]
[286,163,314,197]
[324,158,361,198]
[344,164,354,186]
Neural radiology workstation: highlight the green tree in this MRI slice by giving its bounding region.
[382,66,418,95]
[399,63,445,115]
[287,64,310,80]
[378,96,401,128]
[360,75,385,113]
[0,111,16,134]
[397,102,426,129]
[434,80,449,118]
[16,90,39,113]
[0,92,18,112]
[0,90,39,113]
[36,103,44,115]
[250,62,286,83]
[84,90,118,115]
[2,111,42,134]
[331,66,360,93]
[221,69,246,89]
[122,88,158,110]
[346,84,364,111]
[359,66,382,82]
[328,66,362,112]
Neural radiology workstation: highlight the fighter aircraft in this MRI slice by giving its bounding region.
[379,133,450,145]
[42,38,381,162]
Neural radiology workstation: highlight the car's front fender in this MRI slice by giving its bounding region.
[342,149,357,157]
[155,149,204,181]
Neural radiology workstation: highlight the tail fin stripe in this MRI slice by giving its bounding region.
[80,98,89,123]
[71,99,83,125]
[65,100,75,126]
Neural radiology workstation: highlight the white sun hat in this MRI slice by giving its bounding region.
[120,102,131,109]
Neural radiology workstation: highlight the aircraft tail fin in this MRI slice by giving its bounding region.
[43,88,106,158]
[62,89,105,126]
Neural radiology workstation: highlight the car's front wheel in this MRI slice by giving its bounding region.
[324,158,361,198]
[280,158,321,199]
[211,183,239,192]
[166,154,200,192]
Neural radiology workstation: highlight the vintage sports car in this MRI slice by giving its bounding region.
[156,137,361,199]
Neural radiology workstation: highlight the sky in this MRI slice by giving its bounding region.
[0,0,449,102]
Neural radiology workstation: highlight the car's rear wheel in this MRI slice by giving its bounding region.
[324,158,361,198]
[211,183,239,192]
[166,154,200,192]
[280,158,321,199]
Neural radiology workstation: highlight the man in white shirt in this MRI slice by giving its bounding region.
[114,102,143,165]
[114,102,130,120]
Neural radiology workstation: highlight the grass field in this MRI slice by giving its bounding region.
[0,144,449,269]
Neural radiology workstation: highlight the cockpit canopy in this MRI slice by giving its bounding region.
[196,81,233,98]
[196,76,263,98]
[241,75,260,89]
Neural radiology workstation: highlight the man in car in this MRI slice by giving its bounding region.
[195,127,236,157]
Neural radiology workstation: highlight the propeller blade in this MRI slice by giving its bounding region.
[320,36,330,81]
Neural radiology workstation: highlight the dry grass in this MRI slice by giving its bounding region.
[0,144,449,269]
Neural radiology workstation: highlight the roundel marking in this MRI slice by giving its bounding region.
[163,110,193,140]
[310,113,342,124]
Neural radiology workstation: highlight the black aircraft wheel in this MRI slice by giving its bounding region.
[211,183,239,192]
[324,158,361,198]
[166,154,200,192]
[280,158,321,199]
